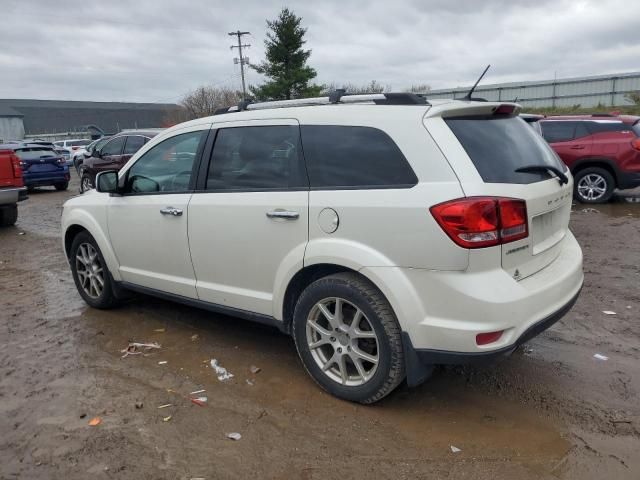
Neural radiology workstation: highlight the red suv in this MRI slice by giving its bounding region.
[539,114,640,203]
[0,146,27,226]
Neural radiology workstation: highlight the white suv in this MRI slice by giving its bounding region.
[61,93,583,403]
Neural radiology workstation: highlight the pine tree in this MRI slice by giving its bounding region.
[250,8,322,100]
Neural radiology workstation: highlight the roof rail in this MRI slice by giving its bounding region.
[590,113,617,117]
[214,91,429,115]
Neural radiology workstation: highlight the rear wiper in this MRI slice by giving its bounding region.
[515,165,568,185]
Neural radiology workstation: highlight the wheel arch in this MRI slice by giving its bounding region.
[570,158,620,186]
[62,213,121,281]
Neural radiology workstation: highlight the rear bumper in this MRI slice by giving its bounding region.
[406,286,581,365]
[24,169,70,186]
[0,186,27,205]
[362,231,583,386]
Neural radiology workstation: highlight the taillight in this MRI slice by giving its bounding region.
[493,104,516,115]
[430,197,528,249]
[11,153,23,178]
[632,138,640,151]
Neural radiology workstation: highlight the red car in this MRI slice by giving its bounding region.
[0,146,27,226]
[539,114,640,203]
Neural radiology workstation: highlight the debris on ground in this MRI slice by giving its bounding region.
[154,328,165,333]
[249,365,261,374]
[226,432,242,441]
[246,379,254,386]
[135,401,143,409]
[18,232,25,235]
[88,417,102,426]
[594,353,609,361]
[450,445,461,453]
[210,359,234,381]
[189,389,206,395]
[191,397,207,407]
[79,413,87,419]
[163,415,172,422]
[157,403,173,409]
[191,334,199,341]
[121,341,161,358]
[602,310,617,315]
[158,361,168,365]
[581,208,599,213]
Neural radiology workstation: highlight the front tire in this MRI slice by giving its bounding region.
[292,273,405,404]
[55,182,69,191]
[574,167,615,204]
[69,231,118,309]
[80,174,93,193]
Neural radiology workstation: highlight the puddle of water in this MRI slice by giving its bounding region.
[78,295,569,464]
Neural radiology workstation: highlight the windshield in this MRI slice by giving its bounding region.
[445,116,565,184]
[70,140,91,146]
[15,147,58,160]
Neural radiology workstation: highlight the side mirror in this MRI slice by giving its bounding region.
[95,171,119,194]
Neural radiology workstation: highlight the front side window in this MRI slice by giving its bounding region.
[126,130,204,193]
[123,135,146,155]
[101,136,126,156]
[206,125,306,191]
[300,125,417,189]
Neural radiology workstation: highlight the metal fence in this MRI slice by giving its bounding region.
[427,71,640,108]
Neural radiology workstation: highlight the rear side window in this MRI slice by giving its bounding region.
[300,126,417,189]
[207,126,306,191]
[587,121,633,134]
[446,116,565,184]
[540,121,589,142]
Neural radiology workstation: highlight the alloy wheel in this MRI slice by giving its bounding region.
[81,176,93,192]
[306,297,379,386]
[75,242,104,298]
[577,173,607,201]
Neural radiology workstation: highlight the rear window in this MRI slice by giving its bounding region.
[70,140,91,146]
[15,148,57,160]
[300,126,417,189]
[446,116,565,184]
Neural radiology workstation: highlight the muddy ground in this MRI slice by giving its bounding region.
[1,177,639,480]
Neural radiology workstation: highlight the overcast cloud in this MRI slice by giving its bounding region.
[1,0,639,103]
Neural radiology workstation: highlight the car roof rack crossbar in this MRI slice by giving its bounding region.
[216,91,430,114]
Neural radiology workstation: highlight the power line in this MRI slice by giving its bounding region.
[228,31,251,100]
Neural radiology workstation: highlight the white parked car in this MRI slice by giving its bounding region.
[54,139,92,166]
[61,93,583,403]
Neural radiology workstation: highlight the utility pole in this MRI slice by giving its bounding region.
[229,30,251,100]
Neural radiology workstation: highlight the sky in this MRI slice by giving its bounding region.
[1,0,639,104]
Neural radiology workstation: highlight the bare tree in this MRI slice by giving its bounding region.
[322,80,389,95]
[171,86,242,122]
[625,91,640,105]
[404,84,431,94]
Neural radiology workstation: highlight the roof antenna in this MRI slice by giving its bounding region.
[463,64,491,101]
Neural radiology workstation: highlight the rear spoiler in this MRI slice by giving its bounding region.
[425,101,522,119]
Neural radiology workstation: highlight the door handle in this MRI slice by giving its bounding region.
[570,145,585,149]
[266,209,299,220]
[160,207,183,216]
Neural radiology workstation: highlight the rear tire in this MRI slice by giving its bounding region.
[574,167,615,204]
[0,205,18,227]
[292,273,405,404]
[69,231,118,309]
[55,182,69,191]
